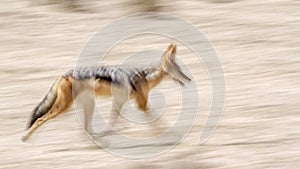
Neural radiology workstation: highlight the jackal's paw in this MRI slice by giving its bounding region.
[100,128,116,136]
[89,130,113,140]
[85,127,95,134]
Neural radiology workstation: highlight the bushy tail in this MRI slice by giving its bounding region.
[27,78,60,129]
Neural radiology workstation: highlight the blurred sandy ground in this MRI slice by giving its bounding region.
[0,0,300,168]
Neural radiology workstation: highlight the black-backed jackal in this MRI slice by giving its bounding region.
[22,43,191,141]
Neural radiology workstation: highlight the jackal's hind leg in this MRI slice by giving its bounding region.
[22,78,73,141]
[21,100,72,141]
[22,109,60,141]
[81,93,95,134]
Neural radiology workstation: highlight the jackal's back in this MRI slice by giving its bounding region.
[64,66,153,90]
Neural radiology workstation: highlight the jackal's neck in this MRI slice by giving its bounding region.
[144,67,166,89]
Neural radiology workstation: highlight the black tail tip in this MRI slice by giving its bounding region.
[26,119,35,130]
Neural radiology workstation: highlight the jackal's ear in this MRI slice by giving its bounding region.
[162,43,176,61]
[170,44,176,60]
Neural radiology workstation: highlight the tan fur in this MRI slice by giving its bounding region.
[95,79,113,96]
[134,83,150,111]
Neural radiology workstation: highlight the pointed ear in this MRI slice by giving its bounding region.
[162,43,176,60]
[170,44,176,60]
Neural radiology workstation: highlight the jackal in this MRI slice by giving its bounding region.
[22,43,191,141]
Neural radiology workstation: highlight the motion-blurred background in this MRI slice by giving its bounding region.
[0,0,299,168]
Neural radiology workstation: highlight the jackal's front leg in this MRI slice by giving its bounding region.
[134,85,150,112]
[100,89,128,137]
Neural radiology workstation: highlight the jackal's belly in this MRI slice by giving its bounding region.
[94,80,113,96]
[94,79,136,100]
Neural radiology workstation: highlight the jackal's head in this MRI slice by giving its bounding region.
[160,43,191,86]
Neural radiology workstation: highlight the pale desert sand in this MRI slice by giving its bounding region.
[0,0,299,168]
